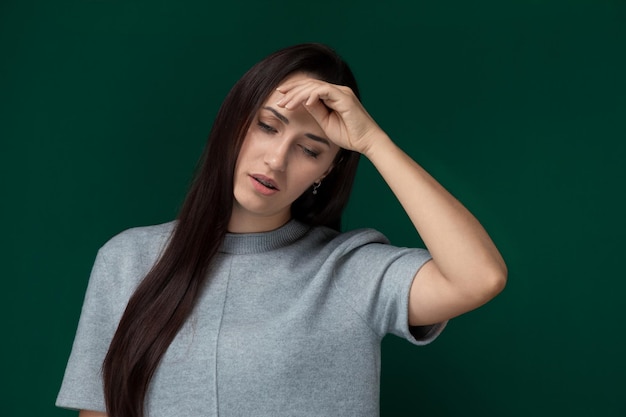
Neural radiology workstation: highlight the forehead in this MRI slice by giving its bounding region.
[260,75,324,130]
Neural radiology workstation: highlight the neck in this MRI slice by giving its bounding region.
[228,206,291,234]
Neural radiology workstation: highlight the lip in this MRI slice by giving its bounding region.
[249,174,280,195]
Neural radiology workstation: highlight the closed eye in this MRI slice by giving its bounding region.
[257,121,277,133]
[257,119,319,158]
[299,145,319,159]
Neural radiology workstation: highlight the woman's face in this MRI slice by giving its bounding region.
[229,73,341,233]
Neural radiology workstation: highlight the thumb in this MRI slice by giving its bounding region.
[301,99,331,130]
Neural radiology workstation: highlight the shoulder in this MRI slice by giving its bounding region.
[83,221,177,297]
[100,221,175,252]
[305,225,391,254]
[302,224,430,274]
[96,221,176,270]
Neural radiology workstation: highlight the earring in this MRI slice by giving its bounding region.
[312,180,322,195]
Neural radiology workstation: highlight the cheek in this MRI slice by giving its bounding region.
[235,134,257,170]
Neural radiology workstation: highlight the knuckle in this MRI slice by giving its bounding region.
[339,85,353,94]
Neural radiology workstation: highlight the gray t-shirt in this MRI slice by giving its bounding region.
[57,220,445,416]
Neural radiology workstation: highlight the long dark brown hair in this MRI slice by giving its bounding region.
[102,43,362,417]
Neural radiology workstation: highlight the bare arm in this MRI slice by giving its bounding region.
[364,135,507,325]
[277,78,507,326]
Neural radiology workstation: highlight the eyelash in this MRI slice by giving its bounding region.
[257,121,277,133]
[299,146,319,159]
[257,121,319,159]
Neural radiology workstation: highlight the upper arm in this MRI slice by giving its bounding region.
[408,259,505,326]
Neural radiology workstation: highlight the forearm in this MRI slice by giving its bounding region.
[276,76,506,319]
[364,133,507,297]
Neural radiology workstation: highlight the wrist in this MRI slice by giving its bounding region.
[361,131,395,161]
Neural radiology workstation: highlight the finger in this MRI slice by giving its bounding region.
[307,86,349,114]
[295,84,340,109]
[277,84,322,110]
[302,96,332,126]
[275,81,317,101]
[276,78,329,93]
[276,79,343,104]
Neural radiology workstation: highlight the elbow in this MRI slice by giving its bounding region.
[460,260,507,306]
[481,262,508,300]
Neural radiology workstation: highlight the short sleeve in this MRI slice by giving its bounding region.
[55,222,173,412]
[331,232,446,346]
[56,249,117,412]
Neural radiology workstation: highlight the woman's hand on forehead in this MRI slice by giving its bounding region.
[276,78,384,156]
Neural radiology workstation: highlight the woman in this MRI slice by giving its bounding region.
[57,43,507,417]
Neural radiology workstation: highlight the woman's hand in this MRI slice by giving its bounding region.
[275,78,384,155]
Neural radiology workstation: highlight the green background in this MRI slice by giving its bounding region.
[2,0,625,416]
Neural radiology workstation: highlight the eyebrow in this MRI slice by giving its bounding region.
[305,133,331,147]
[262,106,331,147]
[263,106,289,124]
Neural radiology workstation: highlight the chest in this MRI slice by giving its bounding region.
[148,254,381,416]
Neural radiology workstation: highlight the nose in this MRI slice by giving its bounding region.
[264,140,289,172]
